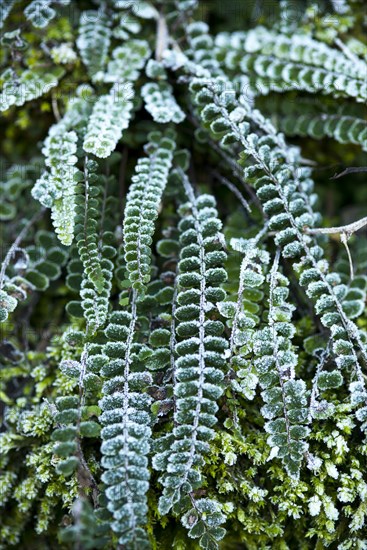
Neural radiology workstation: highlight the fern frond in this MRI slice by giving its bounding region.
[83,84,134,158]
[217,27,367,102]
[254,250,309,479]
[0,67,63,112]
[75,159,105,293]
[100,300,152,548]
[77,175,117,334]
[53,344,101,478]
[154,171,228,523]
[24,0,68,28]
[141,82,185,123]
[104,39,150,83]
[277,112,367,151]
[32,129,79,245]
[190,78,367,427]
[220,238,270,400]
[77,10,111,79]
[123,131,176,293]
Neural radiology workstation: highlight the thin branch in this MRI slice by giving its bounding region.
[331,166,367,179]
[155,10,169,61]
[52,93,61,122]
[212,171,251,212]
[340,233,354,280]
[306,216,367,238]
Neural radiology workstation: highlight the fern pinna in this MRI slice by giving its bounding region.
[1,1,367,549]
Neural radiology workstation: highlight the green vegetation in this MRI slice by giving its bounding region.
[1,1,366,548]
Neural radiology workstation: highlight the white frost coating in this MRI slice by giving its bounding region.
[142,82,185,124]
[323,496,339,521]
[0,68,61,112]
[83,85,134,158]
[77,10,111,78]
[32,130,78,245]
[104,39,150,83]
[50,43,77,65]
[308,495,322,516]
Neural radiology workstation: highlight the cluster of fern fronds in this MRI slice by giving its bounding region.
[1,1,367,549]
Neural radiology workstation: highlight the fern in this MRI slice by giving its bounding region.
[261,98,367,151]
[220,237,270,400]
[32,128,79,245]
[74,159,105,293]
[67,172,117,334]
[104,39,150,83]
[2,2,367,547]
[123,131,176,293]
[76,10,111,79]
[153,172,227,529]
[141,82,185,123]
[190,77,367,425]
[99,301,152,548]
[254,250,309,478]
[0,67,63,112]
[217,26,367,102]
[83,84,134,158]
[24,0,70,28]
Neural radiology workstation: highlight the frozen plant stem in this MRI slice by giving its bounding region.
[306,216,367,238]
[306,216,367,280]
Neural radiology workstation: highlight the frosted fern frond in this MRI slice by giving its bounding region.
[221,241,270,401]
[283,113,367,151]
[83,84,134,158]
[254,251,309,479]
[181,497,226,549]
[262,99,367,151]
[215,26,367,102]
[74,159,105,293]
[141,82,185,124]
[154,171,228,525]
[123,131,176,293]
[0,67,63,111]
[68,173,117,333]
[185,21,223,77]
[52,343,102,479]
[79,263,113,334]
[99,301,152,548]
[32,129,79,245]
[232,27,367,102]
[104,39,150,83]
[77,10,111,79]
